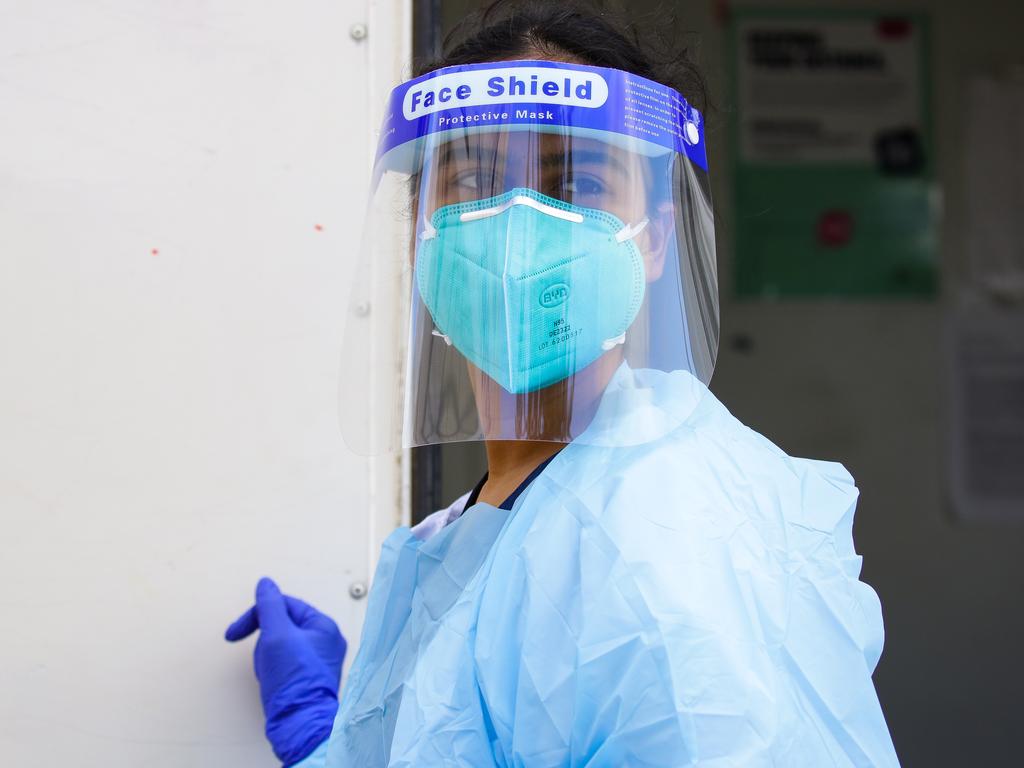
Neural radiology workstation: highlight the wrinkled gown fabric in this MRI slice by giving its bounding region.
[298,366,899,767]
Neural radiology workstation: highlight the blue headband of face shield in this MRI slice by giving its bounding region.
[415,187,650,395]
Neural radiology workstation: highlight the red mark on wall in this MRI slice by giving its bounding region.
[314,224,323,232]
[151,248,159,256]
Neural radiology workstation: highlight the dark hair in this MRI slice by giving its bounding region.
[415,0,708,114]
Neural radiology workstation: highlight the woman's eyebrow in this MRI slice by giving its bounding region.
[439,144,503,168]
[540,149,628,176]
[437,145,630,180]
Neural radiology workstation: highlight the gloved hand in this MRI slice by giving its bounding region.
[225,577,347,767]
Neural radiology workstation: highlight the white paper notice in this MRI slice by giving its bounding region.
[966,75,1024,301]
[950,304,1024,521]
[735,17,923,164]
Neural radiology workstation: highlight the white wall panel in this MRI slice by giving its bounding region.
[0,1,408,765]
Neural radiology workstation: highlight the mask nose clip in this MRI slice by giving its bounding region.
[459,193,585,224]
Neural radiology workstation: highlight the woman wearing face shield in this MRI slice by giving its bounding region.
[225,2,900,766]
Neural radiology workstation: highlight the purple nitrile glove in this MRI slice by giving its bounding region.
[226,577,346,766]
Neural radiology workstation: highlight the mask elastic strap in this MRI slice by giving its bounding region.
[601,332,626,351]
[431,328,452,346]
[419,216,438,241]
[601,217,649,351]
[615,217,649,243]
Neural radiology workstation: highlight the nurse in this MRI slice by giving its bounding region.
[227,2,900,766]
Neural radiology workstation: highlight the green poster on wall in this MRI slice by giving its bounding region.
[731,10,937,297]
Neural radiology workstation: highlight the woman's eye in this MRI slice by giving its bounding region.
[563,176,606,198]
[452,171,480,192]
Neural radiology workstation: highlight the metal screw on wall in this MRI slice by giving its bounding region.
[349,23,368,42]
[349,581,368,600]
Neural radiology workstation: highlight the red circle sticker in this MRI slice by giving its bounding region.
[877,18,912,39]
[817,210,854,247]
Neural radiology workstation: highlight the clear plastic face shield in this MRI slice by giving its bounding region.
[342,61,717,454]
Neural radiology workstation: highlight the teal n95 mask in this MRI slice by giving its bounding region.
[415,187,647,395]
[341,60,719,453]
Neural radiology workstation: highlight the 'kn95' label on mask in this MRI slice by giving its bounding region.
[402,67,609,119]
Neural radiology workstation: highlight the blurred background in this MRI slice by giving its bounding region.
[1,1,1021,766]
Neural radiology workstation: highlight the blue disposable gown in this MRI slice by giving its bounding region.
[298,366,900,767]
